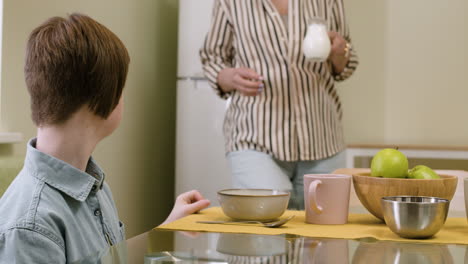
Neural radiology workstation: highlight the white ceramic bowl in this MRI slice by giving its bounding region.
[217,189,290,221]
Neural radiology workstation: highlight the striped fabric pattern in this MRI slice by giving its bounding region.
[200,0,358,161]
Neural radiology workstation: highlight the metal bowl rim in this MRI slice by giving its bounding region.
[381,195,449,204]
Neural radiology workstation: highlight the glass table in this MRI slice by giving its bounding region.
[120,228,468,264]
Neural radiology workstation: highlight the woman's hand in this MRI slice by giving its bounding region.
[328,31,350,74]
[218,67,264,96]
[160,190,210,226]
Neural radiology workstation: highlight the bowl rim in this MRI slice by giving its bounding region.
[353,172,457,180]
[381,195,450,204]
[217,189,290,197]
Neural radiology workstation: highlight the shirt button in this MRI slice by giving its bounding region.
[94,209,101,217]
[91,185,97,192]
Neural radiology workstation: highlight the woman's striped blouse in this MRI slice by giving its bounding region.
[200,0,358,162]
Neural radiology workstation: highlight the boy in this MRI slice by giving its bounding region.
[0,13,210,263]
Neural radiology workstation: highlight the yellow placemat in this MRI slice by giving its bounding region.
[156,207,468,245]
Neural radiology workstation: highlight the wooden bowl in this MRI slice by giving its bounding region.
[353,172,458,221]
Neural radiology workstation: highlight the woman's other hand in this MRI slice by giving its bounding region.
[218,67,264,96]
[328,31,349,74]
[160,190,210,226]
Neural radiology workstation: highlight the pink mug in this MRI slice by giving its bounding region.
[304,174,351,224]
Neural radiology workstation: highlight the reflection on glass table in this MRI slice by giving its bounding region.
[353,240,455,264]
[122,229,468,264]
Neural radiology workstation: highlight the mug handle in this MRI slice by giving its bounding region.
[308,180,323,214]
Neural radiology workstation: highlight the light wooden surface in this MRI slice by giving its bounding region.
[333,168,370,209]
[333,168,371,176]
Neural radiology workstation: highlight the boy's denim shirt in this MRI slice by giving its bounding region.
[0,138,125,263]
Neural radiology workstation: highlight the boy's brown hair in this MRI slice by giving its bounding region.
[24,13,130,125]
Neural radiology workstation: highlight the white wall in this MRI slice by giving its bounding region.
[384,0,468,145]
[340,0,468,147]
[340,0,387,144]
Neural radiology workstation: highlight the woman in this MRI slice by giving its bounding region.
[200,0,358,209]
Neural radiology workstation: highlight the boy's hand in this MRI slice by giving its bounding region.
[160,190,211,226]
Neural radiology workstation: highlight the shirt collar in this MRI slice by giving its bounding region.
[24,138,105,202]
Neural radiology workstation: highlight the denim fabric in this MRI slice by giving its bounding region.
[0,139,125,263]
[227,150,346,210]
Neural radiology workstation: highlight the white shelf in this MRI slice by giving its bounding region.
[0,132,23,144]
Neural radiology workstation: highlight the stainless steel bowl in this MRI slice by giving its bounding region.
[381,196,450,238]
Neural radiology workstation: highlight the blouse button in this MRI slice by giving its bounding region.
[94,209,101,217]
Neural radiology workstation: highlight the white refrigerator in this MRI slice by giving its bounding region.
[175,0,230,206]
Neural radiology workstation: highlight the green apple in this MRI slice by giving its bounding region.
[408,165,440,179]
[370,148,408,178]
